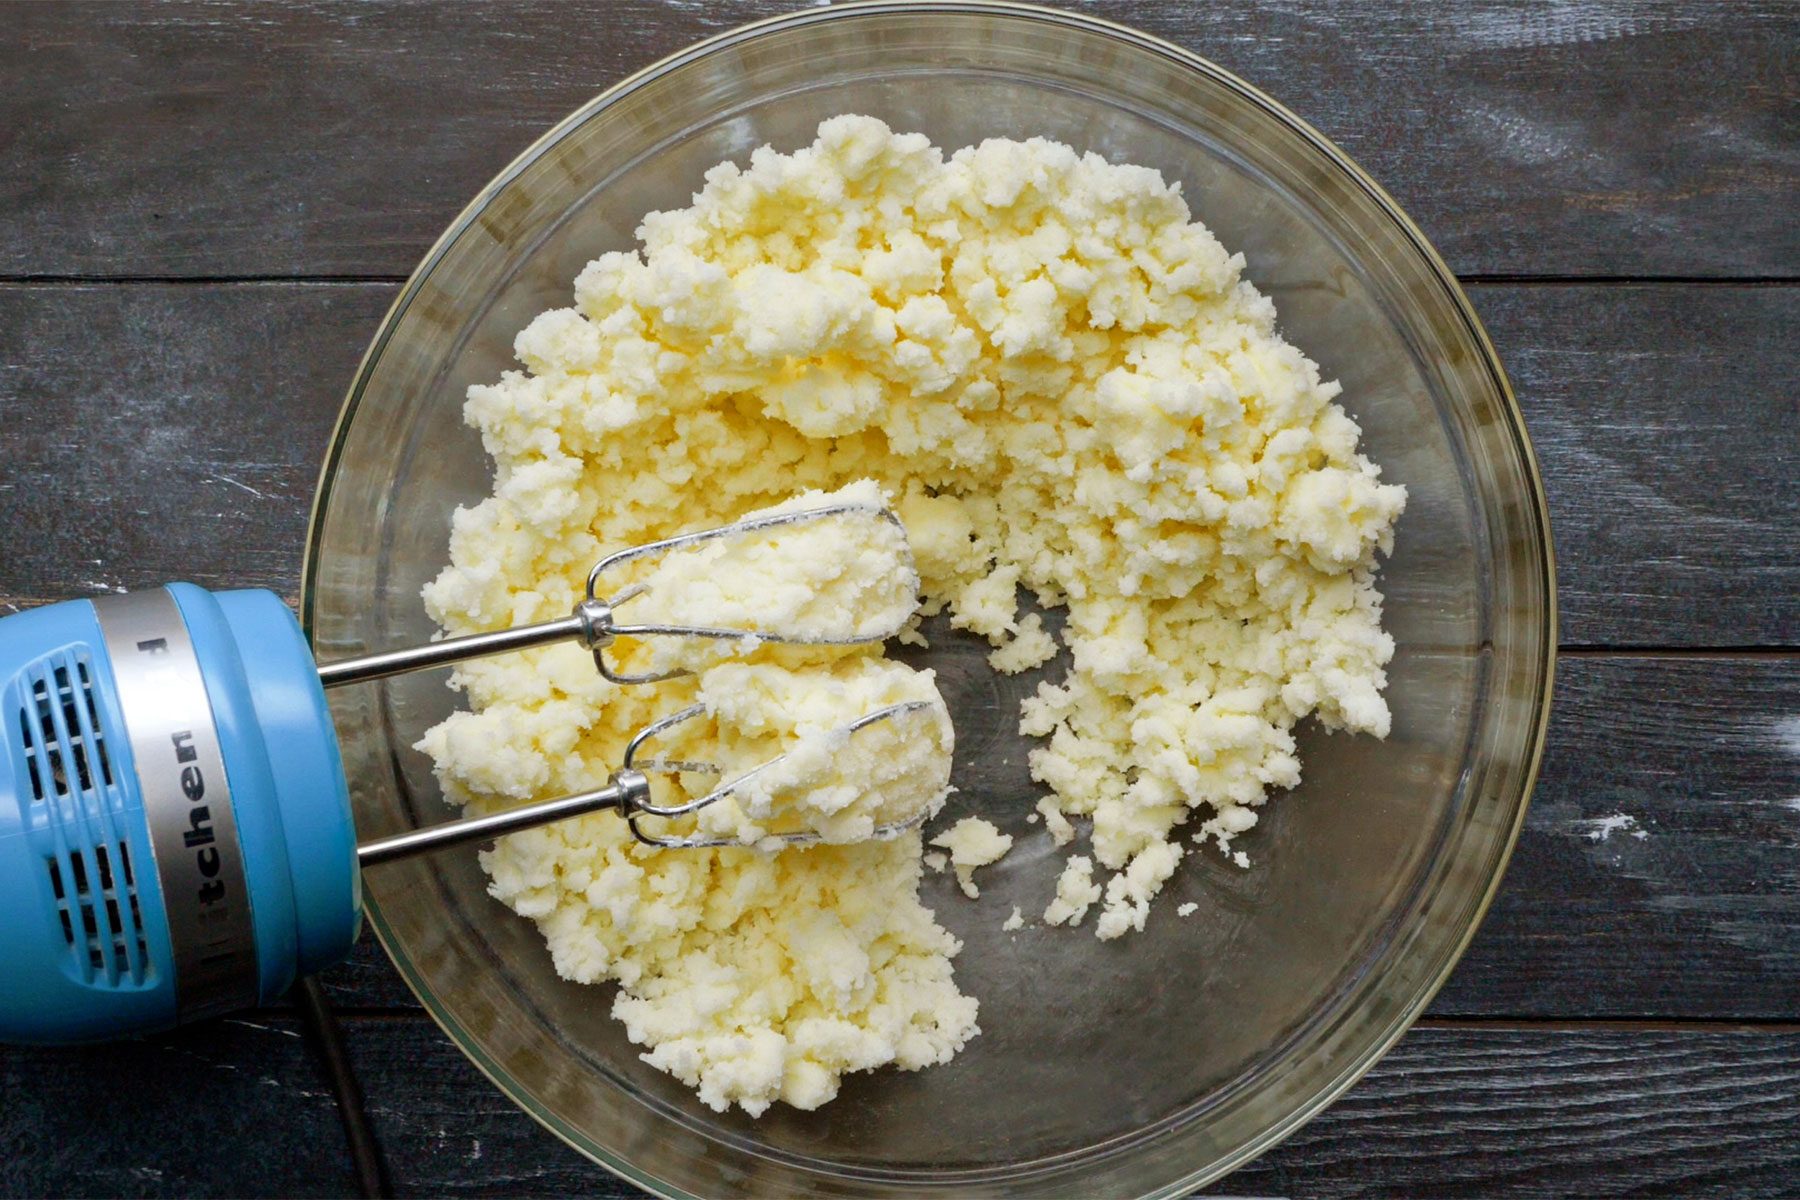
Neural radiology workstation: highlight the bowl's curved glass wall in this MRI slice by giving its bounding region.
[304,7,1553,1197]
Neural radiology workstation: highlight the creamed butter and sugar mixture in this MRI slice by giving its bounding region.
[420,115,1405,1115]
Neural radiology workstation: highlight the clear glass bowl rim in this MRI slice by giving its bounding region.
[299,3,1558,1195]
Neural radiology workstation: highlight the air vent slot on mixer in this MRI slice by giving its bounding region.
[13,649,149,987]
[20,659,114,801]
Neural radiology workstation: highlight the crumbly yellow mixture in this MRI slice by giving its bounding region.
[1043,856,1102,928]
[421,114,1404,1115]
[611,478,919,679]
[687,656,953,848]
[929,817,1014,899]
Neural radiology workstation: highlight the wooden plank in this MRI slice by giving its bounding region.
[315,928,420,1011]
[3,1,1793,280]
[1432,654,1800,1020]
[329,1017,1800,1198]
[0,282,389,606]
[1478,284,1799,648]
[0,1015,360,1197]
[1210,1025,1800,1199]
[1,282,1792,645]
[342,1013,638,1199]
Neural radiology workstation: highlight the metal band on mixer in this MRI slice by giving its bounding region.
[95,589,259,1022]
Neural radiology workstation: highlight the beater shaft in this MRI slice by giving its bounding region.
[354,697,937,863]
[316,501,914,689]
[317,599,615,689]
[322,501,930,862]
[355,769,651,866]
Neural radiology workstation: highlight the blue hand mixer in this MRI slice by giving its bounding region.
[0,502,919,1043]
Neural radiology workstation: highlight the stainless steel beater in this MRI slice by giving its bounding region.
[0,497,932,1043]
[318,500,913,689]
[356,697,938,863]
[327,499,930,862]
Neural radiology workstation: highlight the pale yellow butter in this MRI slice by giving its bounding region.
[421,114,1404,1114]
[619,478,919,678]
[930,817,1014,899]
[687,657,953,848]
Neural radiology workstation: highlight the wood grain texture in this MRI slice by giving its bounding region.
[1209,1025,1800,1199]
[0,282,390,607]
[323,1018,1800,1198]
[1434,654,1800,1020]
[1473,283,1796,647]
[1,282,1792,644]
[3,1,1794,280]
[0,1016,360,1198]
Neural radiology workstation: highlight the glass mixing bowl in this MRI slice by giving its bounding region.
[302,3,1555,1195]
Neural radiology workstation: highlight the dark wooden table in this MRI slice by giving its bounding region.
[2,2,1795,1196]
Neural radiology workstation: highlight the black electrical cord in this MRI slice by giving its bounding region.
[294,975,392,1199]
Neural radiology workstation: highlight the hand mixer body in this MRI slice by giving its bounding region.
[0,502,926,1043]
[0,585,359,1043]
